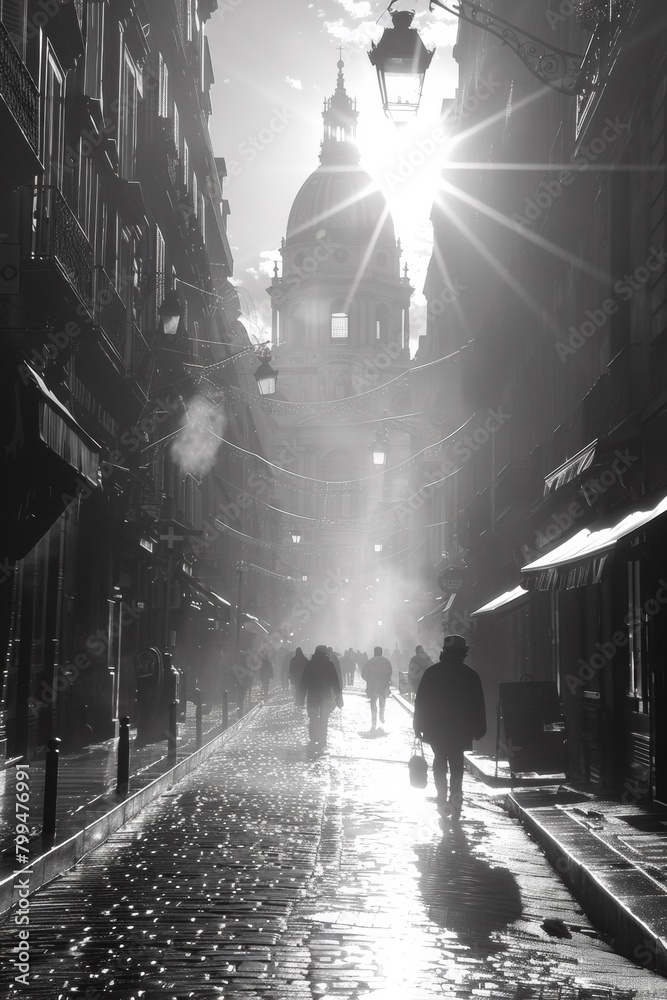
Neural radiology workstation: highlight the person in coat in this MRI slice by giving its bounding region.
[259,652,273,700]
[413,634,486,820]
[408,645,433,698]
[232,650,252,714]
[288,647,308,705]
[298,645,343,748]
[361,646,393,730]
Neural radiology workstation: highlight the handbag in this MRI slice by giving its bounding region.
[408,738,428,788]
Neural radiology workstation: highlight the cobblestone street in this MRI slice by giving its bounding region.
[1,690,664,999]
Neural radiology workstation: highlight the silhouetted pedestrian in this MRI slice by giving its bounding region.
[259,652,273,700]
[340,648,355,686]
[327,647,343,689]
[298,645,343,749]
[413,634,486,821]
[408,645,433,697]
[288,647,308,704]
[361,646,392,730]
[232,650,252,713]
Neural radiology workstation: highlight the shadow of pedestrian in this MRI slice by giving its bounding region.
[414,822,523,955]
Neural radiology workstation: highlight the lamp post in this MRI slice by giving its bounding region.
[369,9,434,124]
[254,346,278,396]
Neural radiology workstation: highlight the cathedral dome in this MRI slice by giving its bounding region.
[285,164,396,248]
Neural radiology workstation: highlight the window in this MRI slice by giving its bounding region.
[331,313,348,338]
[83,1,104,100]
[158,53,169,119]
[331,299,348,339]
[119,47,139,181]
[375,303,391,343]
[43,46,65,188]
[173,104,180,150]
[1,0,27,59]
[183,139,190,192]
[155,225,166,323]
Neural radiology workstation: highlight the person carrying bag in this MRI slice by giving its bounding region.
[408,736,428,788]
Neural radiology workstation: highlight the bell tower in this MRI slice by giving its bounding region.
[262,61,415,650]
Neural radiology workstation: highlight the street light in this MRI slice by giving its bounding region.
[374,542,383,553]
[253,346,278,396]
[158,292,184,339]
[291,531,302,544]
[368,9,434,124]
[370,427,390,467]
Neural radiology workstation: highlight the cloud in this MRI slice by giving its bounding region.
[332,0,373,18]
[324,17,381,47]
[286,76,303,90]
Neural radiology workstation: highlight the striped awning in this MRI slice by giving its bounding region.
[470,586,529,617]
[522,494,667,591]
[544,440,596,497]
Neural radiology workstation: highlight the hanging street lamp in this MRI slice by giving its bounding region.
[370,427,390,467]
[368,9,435,124]
[253,346,278,396]
[158,291,184,339]
[374,541,383,553]
[291,531,302,544]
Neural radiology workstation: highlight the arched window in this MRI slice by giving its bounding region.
[375,303,392,343]
[289,301,306,347]
[331,298,348,339]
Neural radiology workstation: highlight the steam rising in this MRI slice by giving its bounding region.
[171,394,225,475]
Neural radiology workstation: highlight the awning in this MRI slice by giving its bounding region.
[470,586,529,617]
[184,575,232,616]
[521,493,667,591]
[544,440,596,497]
[242,613,270,635]
[27,365,101,485]
[0,363,102,560]
[417,594,455,622]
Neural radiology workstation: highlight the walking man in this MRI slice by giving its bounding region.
[288,647,308,705]
[298,645,343,750]
[408,645,433,698]
[413,634,486,820]
[361,646,392,730]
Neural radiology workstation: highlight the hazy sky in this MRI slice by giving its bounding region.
[206,1,459,348]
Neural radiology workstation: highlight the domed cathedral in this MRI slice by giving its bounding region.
[264,61,416,651]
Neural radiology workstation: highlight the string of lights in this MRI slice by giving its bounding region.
[202,414,474,488]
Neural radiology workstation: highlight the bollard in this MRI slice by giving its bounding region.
[222,689,229,731]
[116,717,130,795]
[42,737,62,839]
[195,688,202,749]
[167,700,178,761]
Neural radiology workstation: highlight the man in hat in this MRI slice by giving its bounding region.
[413,634,486,820]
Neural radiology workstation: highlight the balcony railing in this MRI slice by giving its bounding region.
[0,19,39,156]
[93,267,127,359]
[30,186,94,307]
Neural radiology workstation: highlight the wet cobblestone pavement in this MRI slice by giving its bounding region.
[1,690,665,998]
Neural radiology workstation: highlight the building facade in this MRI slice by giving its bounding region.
[420,0,667,795]
[262,62,415,655]
[0,0,275,760]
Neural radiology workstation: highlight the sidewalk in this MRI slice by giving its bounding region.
[393,690,667,976]
[0,686,268,916]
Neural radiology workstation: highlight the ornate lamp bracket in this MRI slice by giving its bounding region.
[430,0,585,96]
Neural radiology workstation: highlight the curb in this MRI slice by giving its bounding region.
[505,791,667,975]
[0,703,263,917]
